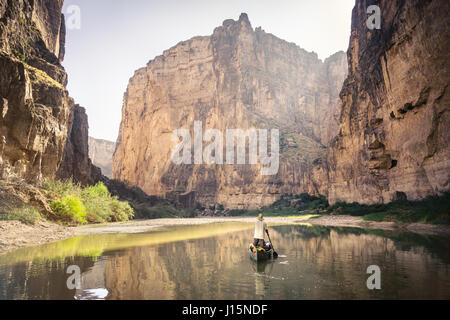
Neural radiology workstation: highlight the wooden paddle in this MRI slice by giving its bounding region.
[266,230,278,259]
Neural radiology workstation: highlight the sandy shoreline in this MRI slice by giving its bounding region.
[1,215,449,254]
[0,220,76,254]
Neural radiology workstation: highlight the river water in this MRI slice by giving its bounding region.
[0,222,449,300]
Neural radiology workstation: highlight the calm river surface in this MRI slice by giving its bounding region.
[0,222,449,300]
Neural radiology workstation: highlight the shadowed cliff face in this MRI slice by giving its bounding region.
[0,0,72,183]
[57,105,102,185]
[327,0,450,204]
[0,0,100,185]
[113,14,348,209]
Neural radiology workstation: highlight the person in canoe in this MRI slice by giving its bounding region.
[253,214,269,248]
[250,213,278,260]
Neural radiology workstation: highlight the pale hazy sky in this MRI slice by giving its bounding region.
[62,0,355,142]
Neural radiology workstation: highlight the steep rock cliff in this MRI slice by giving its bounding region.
[113,14,347,209]
[328,0,450,204]
[0,0,72,182]
[0,0,100,186]
[57,105,102,185]
[88,137,115,179]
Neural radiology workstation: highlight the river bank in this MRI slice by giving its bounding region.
[1,215,449,254]
[0,220,75,253]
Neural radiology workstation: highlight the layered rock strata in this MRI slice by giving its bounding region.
[0,0,101,185]
[327,0,450,204]
[88,137,115,179]
[57,105,102,185]
[0,0,69,183]
[113,14,348,209]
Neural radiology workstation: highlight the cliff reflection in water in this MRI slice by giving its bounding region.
[0,224,449,300]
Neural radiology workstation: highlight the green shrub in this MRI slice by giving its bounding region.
[0,207,41,225]
[259,193,330,215]
[195,203,206,211]
[331,192,450,225]
[82,182,134,223]
[44,181,134,224]
[81,182,112,223]
[132,203,196,219]
[108,197,134,222]
[180,208,197,218]
[135,204,180,219]
[83,182,109,198]
[226,193,330,217]
[229,209,247,216]
[50,195,88,225]
[43,179,82,198]
[309,197,328,210]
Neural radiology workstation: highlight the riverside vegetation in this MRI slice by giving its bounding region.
[0,179,196,227]
[0,181,134,226]
[1,181,448,227]
[226,193,450,225]
[44,181,134,225]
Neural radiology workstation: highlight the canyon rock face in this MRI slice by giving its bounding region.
[0,0,99,185]
[57,105,102,185]
[114,14,347,209]
[88,137,115,179]
[0,0,71,183]
[327,0,450,204]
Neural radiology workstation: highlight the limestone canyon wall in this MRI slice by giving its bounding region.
[113,14,348,209]
[88,137,115,179]
[0,0,72,183]
[327,0,450,204]
[57,105,102,185]
[0,0,100,185]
